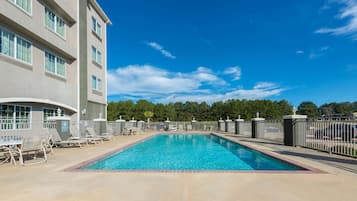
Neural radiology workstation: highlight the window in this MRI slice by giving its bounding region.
[91,17,102,38]
[8,0,32,14]
[91,46,102,65]
[91,75,102,91]
[45,8,65,38]
[0,104,31,130]
[0,27,32,64]
[43,108,64,128]
[45,51,66,77]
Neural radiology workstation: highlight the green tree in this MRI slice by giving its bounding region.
[144,111,154,125]
[107,102,119,121]
[135,100,155,120]
[297,101,320,118]
[335,102,353,115]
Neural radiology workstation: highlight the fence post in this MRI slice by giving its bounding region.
[218,118,225,132]
[164,118,170,131]
[225,116,232,132]
[115,117,126,135]
[93,118,107,136]
[192,117,197,131]
[129,117,137,128]
[138,120,145,131]
[283,115,307,146]
[235,117,244,135]
[251,117,265,138]
[48,116,71,140]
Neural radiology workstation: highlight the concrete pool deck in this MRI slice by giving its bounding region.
[1,132,357,201]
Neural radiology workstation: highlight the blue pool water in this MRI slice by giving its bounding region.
[83,134,304,171]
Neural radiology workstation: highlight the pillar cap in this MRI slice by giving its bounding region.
[93,118,107,122]
[218,120,224,122]
[235,119,244,122]
[115,119,126,122]
[283,115,307,119]
[252,118,265,121]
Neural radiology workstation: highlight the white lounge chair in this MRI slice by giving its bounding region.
[16,136,47,166]
[86,127,112,141]
[49,129,88,148]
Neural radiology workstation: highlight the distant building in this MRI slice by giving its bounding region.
[0,0,111,136]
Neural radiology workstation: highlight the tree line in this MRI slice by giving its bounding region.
[107,100,357,121]
[107,99,293,121]
[297,101,357,118]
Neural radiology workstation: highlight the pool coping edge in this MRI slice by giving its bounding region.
[63,133,325,174]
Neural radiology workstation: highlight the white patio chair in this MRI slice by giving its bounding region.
[16,136,47,166]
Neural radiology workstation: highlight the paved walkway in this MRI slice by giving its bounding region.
[224,134,357,173]
[0,133,356,201]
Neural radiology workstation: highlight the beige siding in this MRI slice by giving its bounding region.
[0,0,78,109]
[86,2,107,105]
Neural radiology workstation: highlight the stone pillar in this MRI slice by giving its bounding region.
[283,115,307,146]
[164,118,170,131]
[129,117,137,128]
[115,117,126,135]
[48,116,71,140]
[192,117,197,131]
[235,118,244,135]
[218,118,225,132]
[93,118,107,136]
[251,118,265,138]
[137,120,145,131]
[225,116,233,133]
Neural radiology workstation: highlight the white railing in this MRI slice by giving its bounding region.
[0,119,33,131]
[261,120,284,142]
[238,122,252,137]
[296,120,357,158]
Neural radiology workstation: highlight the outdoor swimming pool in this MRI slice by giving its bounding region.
[82,134,305,171]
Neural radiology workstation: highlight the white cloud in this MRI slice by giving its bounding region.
[320,46,330,51]
[159,82,284,103]
[146,42,176,59]
[296,50,304,54]
[223,66,241,80]
[308,46,331,59]
[108,65,286,103]
[254,82,277,89]
[315,0,357,40]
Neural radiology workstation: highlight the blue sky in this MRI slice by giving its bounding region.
[98,0,357,106]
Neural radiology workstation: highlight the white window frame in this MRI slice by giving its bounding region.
[44,50,66,78]
[0,104,32,131]
[91,75,102,91]
[91,46,102,65]
[0,26,32,65]
[91,17,102,38]
[7,0,32,15]
[44,7,66,39]
[42,107,64,128]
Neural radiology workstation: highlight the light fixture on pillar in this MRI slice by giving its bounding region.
[293,107,297,115]
[57,108,62,117]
